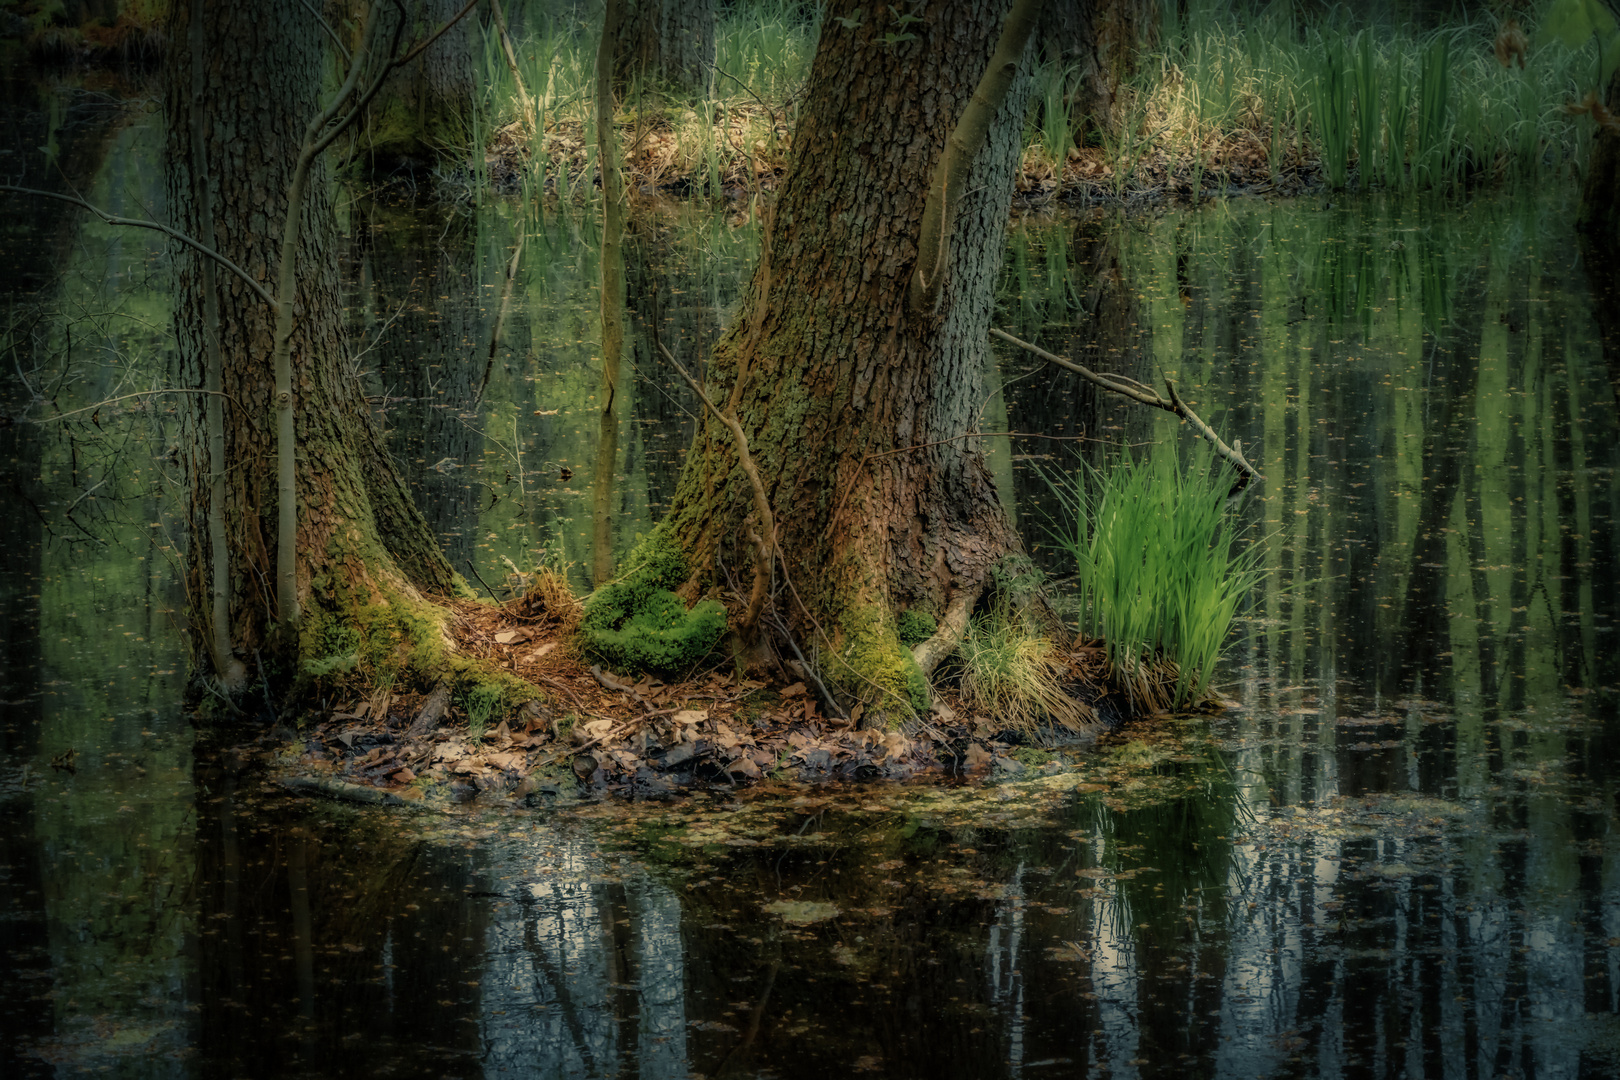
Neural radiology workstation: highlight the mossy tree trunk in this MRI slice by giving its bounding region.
[165,0,458,688]
[610,0,715,98]
[660,0,1036,718]
[360,0,478,168]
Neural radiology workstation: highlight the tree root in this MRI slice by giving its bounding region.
[911,584,983,677]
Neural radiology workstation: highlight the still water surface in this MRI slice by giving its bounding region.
[2,97,1618,1078]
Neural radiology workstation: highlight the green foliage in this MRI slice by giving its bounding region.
[1310,32,1353,189]
[1046,442,1267,711]
[462,682,505,741]
[896,609,938,648]
[579,529,727,674]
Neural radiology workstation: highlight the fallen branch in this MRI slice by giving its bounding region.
[989,327,1262,489]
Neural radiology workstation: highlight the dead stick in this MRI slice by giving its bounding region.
[989,327,1262,488]
[657,340,774,630]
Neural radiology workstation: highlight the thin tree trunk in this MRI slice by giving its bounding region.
[593,0,628,586]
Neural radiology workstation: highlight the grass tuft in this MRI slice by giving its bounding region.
[1046,443,1266,712]
[955,603,1095,735]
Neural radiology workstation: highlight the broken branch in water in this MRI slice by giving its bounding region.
[989,327,1263,489]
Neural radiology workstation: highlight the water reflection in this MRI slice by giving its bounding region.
[3,90,1620,1075]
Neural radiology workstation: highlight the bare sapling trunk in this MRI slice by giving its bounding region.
[593,0,628,586]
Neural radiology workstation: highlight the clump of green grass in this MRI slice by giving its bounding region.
[1047,443,1266,712]
[954,602,1095,735]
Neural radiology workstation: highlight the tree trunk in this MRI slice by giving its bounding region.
[1580,67,1620,242]
[360,0,478,169]
[660,0,1036,719]
[610,0,715,98]
[1042,0,1159,143]
[165,0,457,685]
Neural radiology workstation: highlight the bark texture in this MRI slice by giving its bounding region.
[361,0,477,166]
[1041,0,1159,142]
[663,0,1034,714]
[610,0,715,97]
[166,0,456,679]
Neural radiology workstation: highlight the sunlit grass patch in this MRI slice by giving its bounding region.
[954,602,1096,736]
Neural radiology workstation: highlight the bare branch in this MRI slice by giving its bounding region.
[657,340,776,631]
[990,327,1263,488]
[0,186,277,310]
[33,388,237,424]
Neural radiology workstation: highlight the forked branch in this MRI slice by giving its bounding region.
[990,327,1263,489]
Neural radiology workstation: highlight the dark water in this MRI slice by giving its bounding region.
[4,93,1620,1078]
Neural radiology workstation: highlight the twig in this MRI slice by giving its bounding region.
[0,186,277,309]
[464,559,505,603]
[766,610,847,720]
[32,388,236,423]
[989,327,1263,489]
[657,340,775,631]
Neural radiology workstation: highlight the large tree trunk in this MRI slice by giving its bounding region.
[610,0,715,98]
[165,0,457,685]
[660,0,1035,718]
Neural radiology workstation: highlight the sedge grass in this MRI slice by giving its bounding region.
[1046,443,1266,712]
[955,603,1095,735]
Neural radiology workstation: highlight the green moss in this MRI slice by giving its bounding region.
[834,604,930,721]
[896,608,937,647]
[579,528,728,675]
[1010,746,1057,768]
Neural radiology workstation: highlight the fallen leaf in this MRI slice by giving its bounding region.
[963,742,992,773]
[672,709,708,727]
[762,899,838,925]
[726,755,762,779]
[780,682,807,698]
[390,767,417,784]
[522,642,558,663]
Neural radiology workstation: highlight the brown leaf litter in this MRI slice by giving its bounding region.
[270,581,1134,809]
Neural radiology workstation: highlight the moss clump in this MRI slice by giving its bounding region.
[580,529,727,675]
[896,608,938,647]
[835,604,930,719]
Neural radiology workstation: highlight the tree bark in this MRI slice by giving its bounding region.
[1042,0,1159,143]
[610,0,715,98]
[166,0,456,683]
[660,0,1036,719]
[360,0,478,168]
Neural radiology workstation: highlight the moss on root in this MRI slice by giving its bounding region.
[832,604,931,723]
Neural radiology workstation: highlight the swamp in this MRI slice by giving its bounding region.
[3,0,1620,1076]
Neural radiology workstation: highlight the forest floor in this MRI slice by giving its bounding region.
[267,593,1140,810]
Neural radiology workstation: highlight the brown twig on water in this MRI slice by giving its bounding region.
[989,327,1263,489]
